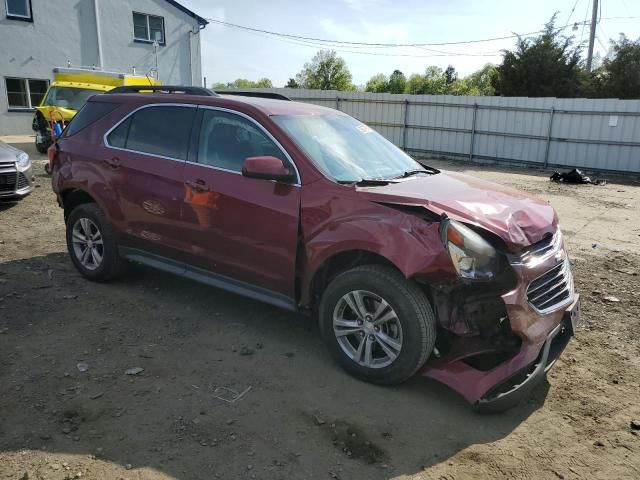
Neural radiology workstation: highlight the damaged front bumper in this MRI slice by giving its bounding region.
[421,231,580,411]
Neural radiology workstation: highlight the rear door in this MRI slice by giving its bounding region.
[181,107,301,300]
[103,103,197,260]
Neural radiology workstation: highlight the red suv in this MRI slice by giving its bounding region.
[51,87,580,411]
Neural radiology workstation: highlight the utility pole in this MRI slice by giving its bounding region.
[586,0,599,72]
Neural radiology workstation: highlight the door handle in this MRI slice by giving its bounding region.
[103,157,121,169]
[185,179,209,193]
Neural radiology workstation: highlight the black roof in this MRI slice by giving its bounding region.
[164,0,208,27]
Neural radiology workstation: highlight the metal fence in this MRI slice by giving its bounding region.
[246,88,640,173]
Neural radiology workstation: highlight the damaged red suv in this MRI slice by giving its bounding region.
[51,86,580,411]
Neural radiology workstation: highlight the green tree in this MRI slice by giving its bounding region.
[255,77,273,88]
[405,73,426,94]
[365,73,389,93]
[387,70,407,94]
[596,36,640,99]
[213,78,274,89]
[492,15,582,97]
[295,50,354,90]
[444,65,457,84]
[465,64,498,96]
[285,78,299,88]
[422,66,448,94]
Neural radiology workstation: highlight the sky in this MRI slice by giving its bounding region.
[178,0,640,88]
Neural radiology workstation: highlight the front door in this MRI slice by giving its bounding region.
[181,107,300,300]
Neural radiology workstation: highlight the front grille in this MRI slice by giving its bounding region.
[16,172,29,190]
[0,172,17,192]
[527,259,574,313]
[520,231,562,265]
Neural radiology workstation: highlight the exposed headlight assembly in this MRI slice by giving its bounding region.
[440,217,500,280]
[16,151,30,169]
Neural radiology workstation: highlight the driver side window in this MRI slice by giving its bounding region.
[197,109,286,172]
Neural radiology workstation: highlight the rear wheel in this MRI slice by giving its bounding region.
[319,264,436,385]
[65,203,124,281]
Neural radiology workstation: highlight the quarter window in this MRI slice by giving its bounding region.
[133,12,165,44]
[5,0,31,20]
[65,101,118,137]
[108,106,195,160]
[5,77,48,109]
[198,110,287,172]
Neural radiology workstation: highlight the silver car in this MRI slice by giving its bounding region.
[0,140,34,200]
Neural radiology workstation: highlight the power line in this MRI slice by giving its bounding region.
[206,18,587,49]
[220,22,503,58]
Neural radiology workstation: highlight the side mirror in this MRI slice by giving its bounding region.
[242,156,295,182]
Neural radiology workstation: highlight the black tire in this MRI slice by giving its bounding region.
[65,203,124,282]
[319,264,436,385]
[35,139,50,154]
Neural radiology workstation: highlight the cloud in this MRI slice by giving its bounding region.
[341,0,389,13]
[319,17,411,44]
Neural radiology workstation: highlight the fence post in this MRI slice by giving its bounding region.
[335,96,340,111]
[402,98,409,150]
[543,107,555,168]
[469,103,478,162]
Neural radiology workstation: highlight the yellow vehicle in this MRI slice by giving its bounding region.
[33,67,159,153]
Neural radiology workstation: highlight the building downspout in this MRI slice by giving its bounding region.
[94,0,103,68]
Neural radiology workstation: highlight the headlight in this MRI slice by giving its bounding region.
[440,217,500,280]
[16,151,30,169]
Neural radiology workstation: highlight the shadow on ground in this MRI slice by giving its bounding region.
[0,252,549,479]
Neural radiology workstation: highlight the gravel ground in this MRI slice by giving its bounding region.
[1,140,639,480]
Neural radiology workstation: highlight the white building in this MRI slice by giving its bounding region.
[0,0,208,134]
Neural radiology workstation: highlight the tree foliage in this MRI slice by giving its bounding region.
[285,78,299,88]
[212,78,273,89]
[365,73,389,93]
[295,50,354,91]
[388,70,407,94]
[592,36,640,99]
[492,15,583,97]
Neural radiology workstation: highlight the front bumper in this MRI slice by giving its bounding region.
[421,231,579,410]
[0,163,34,199]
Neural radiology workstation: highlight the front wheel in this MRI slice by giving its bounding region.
[319,265,436,385]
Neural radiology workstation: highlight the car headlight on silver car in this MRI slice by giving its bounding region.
[16,151,30,169]
[440,217,500,280]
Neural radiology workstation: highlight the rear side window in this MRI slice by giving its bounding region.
[65,101,118,137]
[107,105,195,160]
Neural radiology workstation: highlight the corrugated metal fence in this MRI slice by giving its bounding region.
[248,88,640,173]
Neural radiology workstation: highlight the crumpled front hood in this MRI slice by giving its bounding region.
[357,171,557,251]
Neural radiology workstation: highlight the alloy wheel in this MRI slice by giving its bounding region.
[71,218,104,271]
[332,290,403,368]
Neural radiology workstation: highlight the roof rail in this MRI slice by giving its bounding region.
[107,85,218,96]
[215,90,291,101]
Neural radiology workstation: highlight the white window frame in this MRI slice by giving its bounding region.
[5,77,49,111]
[132,11,165,44]
[5,0,32,20]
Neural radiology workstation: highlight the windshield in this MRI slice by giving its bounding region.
[42,87,98,111]
[272,114,428,183]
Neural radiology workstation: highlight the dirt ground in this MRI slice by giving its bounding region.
[1,140,639,480]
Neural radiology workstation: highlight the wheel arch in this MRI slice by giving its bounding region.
[303,248,405,308]
[61,188,99,223]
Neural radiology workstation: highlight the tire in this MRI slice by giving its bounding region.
[319,264,436,385]
[35,139,50,154]
[65,203,124,282]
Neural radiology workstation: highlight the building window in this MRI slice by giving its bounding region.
[133,12,165,44]
[5,0,32,21]
[5,78,49,110]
